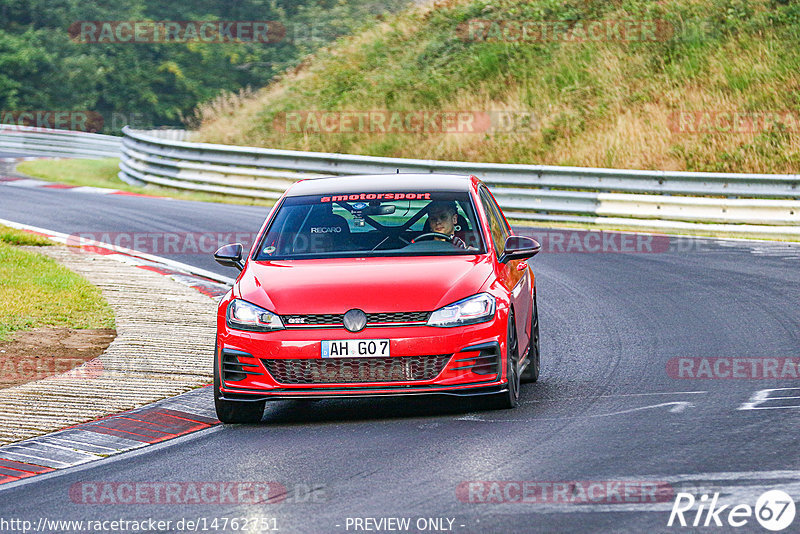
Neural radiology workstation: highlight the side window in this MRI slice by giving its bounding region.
[479,188,509,256]
[487,189,511,235]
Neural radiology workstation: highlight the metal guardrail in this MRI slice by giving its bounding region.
[0,125,121,159]
[7,124,796,236]
[120,127,800,236]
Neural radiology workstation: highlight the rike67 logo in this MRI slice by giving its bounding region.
[668,490,796,531]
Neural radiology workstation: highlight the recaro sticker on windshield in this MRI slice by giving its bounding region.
[320,193,432,202]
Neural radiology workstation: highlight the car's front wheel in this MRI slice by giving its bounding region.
[494,310,520,409]
[214,346,265,424]
[521,291,540,383]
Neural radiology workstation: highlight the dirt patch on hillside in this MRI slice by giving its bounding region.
[0,328,116,389]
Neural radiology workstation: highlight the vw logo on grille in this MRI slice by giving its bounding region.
[343,309,367,332]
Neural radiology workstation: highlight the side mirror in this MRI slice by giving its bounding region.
[214,243,244,271]
[501,236,541,262]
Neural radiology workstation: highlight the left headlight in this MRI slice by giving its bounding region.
[427,293,496,327]
[226,299,284,332]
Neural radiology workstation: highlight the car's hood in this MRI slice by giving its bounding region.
[236,255,495,314]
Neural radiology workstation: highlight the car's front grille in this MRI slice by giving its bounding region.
[282,311,429,328]
[261,355,451,384]
[283,313,342,325]
[367,311,429,323]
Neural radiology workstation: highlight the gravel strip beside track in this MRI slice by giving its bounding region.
[0,246,216,445]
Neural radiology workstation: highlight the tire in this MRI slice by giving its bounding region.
[494,310,520,409]
[521,291,540,383]
[214,345,265,424]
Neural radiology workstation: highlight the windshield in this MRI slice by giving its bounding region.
[254,191,485,260]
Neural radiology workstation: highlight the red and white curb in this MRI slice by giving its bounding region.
[0,386,217,487]
[0,156,164,197]
[0,218,233,298]
[0,174,164,199]
[0,157,47,163]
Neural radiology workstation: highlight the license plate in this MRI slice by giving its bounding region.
[321,339,390,358]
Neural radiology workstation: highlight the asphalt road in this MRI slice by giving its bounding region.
[0,150,35,158]
[1,177,799,533]
[0,161,268,275]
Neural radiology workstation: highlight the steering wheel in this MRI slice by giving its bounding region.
[412,232,453,243]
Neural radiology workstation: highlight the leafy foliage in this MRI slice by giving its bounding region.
[0,0,410,133]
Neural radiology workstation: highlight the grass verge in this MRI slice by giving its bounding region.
[0,226,52,246]
[15,158,275,207]
[0,226,115,342]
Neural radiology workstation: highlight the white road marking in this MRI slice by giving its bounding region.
[524,391,708,404]
[67,186,116,194]
[740,406,800,410]
[0,450,75,469]
[457,401,694,422]
[43,436,122,454]
[738,388,800,410]
[589,401,693,416]
[4,179,50,187]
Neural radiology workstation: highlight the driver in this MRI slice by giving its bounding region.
[426,200,467,249]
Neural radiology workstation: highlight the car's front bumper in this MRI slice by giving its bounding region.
[219,383,508,402]
[216,317,509,400]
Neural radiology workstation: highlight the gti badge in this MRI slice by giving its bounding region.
[343,309,367,332]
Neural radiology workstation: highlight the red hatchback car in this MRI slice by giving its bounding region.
[213,174,541,423]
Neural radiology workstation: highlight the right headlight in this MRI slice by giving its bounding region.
[427,293,496,327]
[226,299,284,332]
